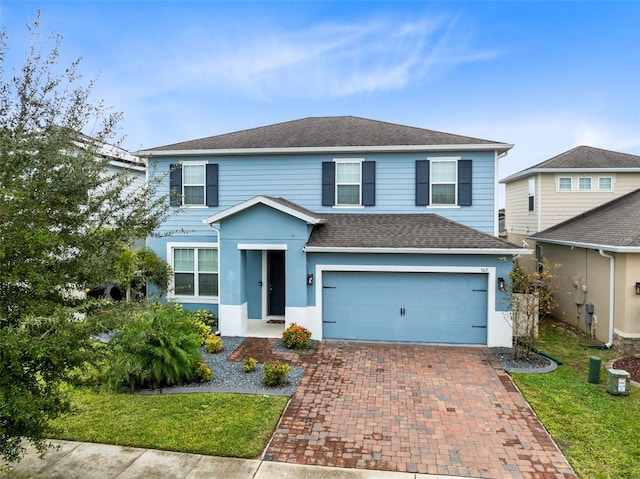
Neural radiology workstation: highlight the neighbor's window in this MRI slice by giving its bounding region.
[598,177,612,191]
[173,247,218,297]
[558,177,572,191]
[335,161,361,205]
[579,177,592,191]
[528,177,535,212]
[431,160,457,205]
[182,164,206,205]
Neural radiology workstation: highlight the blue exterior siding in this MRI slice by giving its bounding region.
[151,150,497,236]
[306,252,512,311]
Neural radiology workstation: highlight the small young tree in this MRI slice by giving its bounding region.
[507,258,560,359]
[114,247,172,301]
[0,16,169,464]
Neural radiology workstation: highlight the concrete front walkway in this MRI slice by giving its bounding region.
[7,440,468,479]
[264,341,577,479]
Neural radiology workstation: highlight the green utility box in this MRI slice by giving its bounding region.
[606,369,631,396]
[588,356,601,384]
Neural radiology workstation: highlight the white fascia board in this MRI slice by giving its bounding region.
[205,195,325,225]
[302,246,532,255]
[135,143,514,158]
[500,167,640,184]
[532,237,640,253]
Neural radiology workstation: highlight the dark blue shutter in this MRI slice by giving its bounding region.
[415,160,430,206]
[362,161,375,206]
[322,162,335,206]
[206,164,219,207]
[458,160,472,206]
[169,164,182,206]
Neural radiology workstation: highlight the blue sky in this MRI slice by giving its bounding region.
[2,1,639,199]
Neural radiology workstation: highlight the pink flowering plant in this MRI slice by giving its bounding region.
[281,323,312,349]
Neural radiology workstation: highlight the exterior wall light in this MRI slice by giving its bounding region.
[307,273,314,285]
[636,282,640,295]
[498,277,506,292]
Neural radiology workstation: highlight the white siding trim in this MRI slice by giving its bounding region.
[238,243,288,250]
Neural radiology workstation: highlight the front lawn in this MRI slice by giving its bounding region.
[51,388,288,458]
[511,320,639,479]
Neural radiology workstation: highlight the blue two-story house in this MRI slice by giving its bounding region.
[136,116,528,347]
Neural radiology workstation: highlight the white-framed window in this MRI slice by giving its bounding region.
[182,163,206,205]
[528,177,535,212]
[430,159,457,205]
[579,177,592,191]
[598,177,613,191]
[558,177,572,191]
[168,243,218,300]
[335,160,362,206]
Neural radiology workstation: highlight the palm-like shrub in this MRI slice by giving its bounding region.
[106,303,202,390]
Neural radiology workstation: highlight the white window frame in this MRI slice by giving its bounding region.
[598,176,613,191]
[528,177,535,212]
[557,177,572,191]
[578,177,592,191]
[429,158,458,207]
[334,159,363,208]
[166,242,219,304]
[181,161,208,207]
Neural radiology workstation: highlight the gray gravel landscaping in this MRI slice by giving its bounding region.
[142,336,306,397]
[491,346,558,373]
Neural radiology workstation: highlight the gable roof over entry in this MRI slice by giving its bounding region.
[137,116,512,156]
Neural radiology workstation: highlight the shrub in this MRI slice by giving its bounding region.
[189,315,211,344]
[105,303,202,390]
[243,357,257,373]
[204,334,224,354]
[193,359,212,383]
[263,360,290,387]
[281,323,312,349]
[194,309,217,331]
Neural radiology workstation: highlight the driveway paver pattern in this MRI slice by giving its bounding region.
[245,340,576,479]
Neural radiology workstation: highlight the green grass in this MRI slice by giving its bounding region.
[511,320,640,479]
[51,389,288,458]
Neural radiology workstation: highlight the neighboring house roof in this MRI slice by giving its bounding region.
[531,188,640,252]
[137,116,512,156]
[501,146,640,183]
[305,213,525,254]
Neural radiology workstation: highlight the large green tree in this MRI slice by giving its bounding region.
[0,17,169,464]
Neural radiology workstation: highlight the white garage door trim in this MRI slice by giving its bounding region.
[311,264,502,346]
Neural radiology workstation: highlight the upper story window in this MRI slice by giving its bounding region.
[335,161,362,205]
[169,162,219,207]
[579,177,592,191]
[558,177,572,191]
[170,244,219,299]
[528,177,535,212]
[183,164,205,204]
[430,160,457,205]
[322,160,375,207]
[415,158,472,207]
[598,177,613,191]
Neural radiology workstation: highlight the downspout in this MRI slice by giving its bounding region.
[598,249,615,348]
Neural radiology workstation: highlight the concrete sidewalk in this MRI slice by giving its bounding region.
[7,440,472,479]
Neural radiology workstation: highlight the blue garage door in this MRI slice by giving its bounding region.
[322,271,487,344]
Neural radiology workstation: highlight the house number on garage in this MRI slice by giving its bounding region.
[480,268,489,273]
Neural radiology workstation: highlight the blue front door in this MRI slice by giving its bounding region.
[268,250,285,316]
[322,271,488,344]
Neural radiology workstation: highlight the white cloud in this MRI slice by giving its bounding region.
[143,12,504,100]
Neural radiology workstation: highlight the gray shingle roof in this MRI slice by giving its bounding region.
[531,188,640,248]
[144,116,508,151]
[502,146,640,183]
[306,213,521,250]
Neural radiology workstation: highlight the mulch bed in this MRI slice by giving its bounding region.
[611,356,640,383]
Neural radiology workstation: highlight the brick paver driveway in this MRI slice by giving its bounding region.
[260,341,576,479]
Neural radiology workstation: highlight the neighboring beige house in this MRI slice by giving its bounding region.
[530,189,640,354]
[501,146,640,268]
